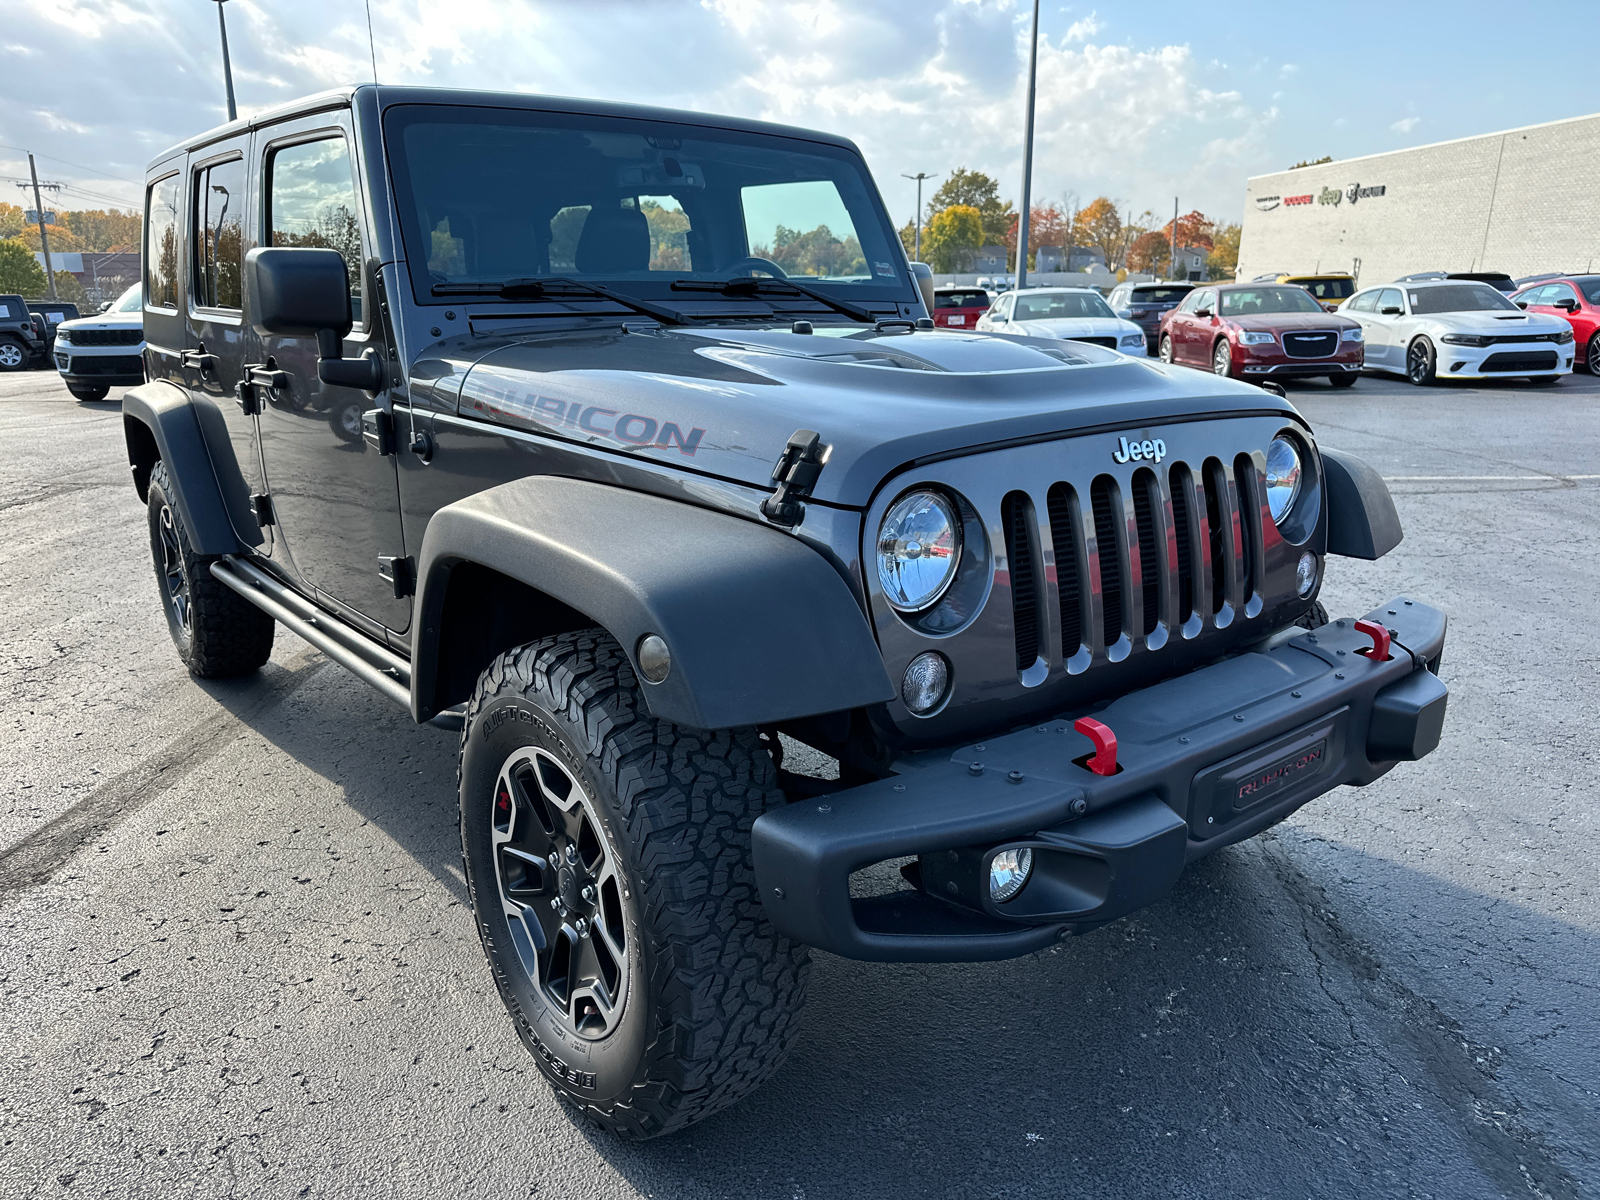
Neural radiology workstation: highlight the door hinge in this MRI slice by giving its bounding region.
[378,555,415,598]
[361,409,397,455]
[251,493,276,527]
[761,429,829,528]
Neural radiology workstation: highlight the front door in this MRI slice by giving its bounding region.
[1367,288,1405,369]
[252,116,410,632]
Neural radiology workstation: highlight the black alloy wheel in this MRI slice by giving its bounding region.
[1406,338,1436,386]
[156,500,192,648]
[1212,339,1233,377]
[1159,334,1175,365]
[490,747,632,1041]
[0,338,27,371]
[1587,336,1599,375]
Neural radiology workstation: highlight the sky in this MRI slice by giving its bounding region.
[2,0,1592,233]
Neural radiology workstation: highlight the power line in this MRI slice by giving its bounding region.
[0,144,138,185]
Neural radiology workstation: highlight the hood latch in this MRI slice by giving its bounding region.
[761,429,829,528]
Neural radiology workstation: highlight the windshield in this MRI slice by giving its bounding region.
[1219,287,1323,316]
[384,104,910,307]
[1408,285,1519,314]
[1014,291,1114,320]
[935,290,989,308]
[1295,277,1354,301]
[112,284,142,313]
[1129,287,1192,304]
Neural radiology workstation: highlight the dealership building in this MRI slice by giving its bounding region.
[1237,112,1600,287]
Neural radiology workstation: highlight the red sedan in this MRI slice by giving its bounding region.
[931,286,992,330]
[1512,275,1600,374]
[1158,283,1364,386]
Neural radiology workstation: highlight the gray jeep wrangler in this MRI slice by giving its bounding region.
[125,85,1449,1138]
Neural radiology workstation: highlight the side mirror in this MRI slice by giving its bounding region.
[1556,298,1579,312]
[1115,308,1133,319]
[1380,305,1402,316]
[1515,300,1528,309]
[1194,307,1212,318]
[245,247,383,392]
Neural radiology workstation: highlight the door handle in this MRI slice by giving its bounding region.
[181,349,218,375]
[236,362,290,415]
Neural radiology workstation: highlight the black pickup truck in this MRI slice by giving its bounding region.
[123,85,1449,1138]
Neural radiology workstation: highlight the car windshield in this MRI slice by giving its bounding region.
[112,284,142,313]
[1408,285,1519,314]
[1218,287,1323,316]
[1013,291,1114,320]
[383,104,910,306]
[1296,278,1354,300]
[935,290,989,308]
[1130,287,1191,304]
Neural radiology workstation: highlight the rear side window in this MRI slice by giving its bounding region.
[145,173,181,310]
[267,136,364,325]
[192,156,246,310]
[1347,291,1377,313]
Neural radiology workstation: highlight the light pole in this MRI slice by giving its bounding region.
[1014,0,1040,290]
[902,172,936,262]
[1169,196,1178,281]
[212,0,237,122]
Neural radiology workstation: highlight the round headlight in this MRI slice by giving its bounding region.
[901,651,950,714]
[1265,436,1303,525]
[877,490,961,613]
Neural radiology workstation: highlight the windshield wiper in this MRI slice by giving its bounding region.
[430,276,690,326]
[671,276,877,324]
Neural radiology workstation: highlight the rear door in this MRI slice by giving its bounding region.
[252,111,410,632]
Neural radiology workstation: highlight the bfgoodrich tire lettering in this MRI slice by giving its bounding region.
[458,629,809,1138]
[146,460,274,677]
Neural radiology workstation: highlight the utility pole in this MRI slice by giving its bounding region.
[1169,196,1178,281]
[1014,0,1040,290]
[27,154,57,301]
[213,0,238,122]
[901,172,937,262]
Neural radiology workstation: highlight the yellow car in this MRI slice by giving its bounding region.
[1264,272,1356,313]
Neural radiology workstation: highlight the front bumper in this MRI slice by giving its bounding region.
[1432,342,1573,378]
[55,349,145,387]
[754,596,1447,962]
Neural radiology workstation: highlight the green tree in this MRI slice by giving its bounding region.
[1207,222,1242,280]
[753,225,866,278]
[50,270,89,304]
[0,238,46,294]
[0,203,24,240]
[897,218,918,259]
[922,204,984,273]
[1289,156,1333,170]
[640,200,691,271]
[927,168,1014,248]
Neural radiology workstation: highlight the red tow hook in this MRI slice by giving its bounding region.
[1074,717,1119,776]
[1354,619,1393,661]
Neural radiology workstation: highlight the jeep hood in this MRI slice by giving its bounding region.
[438,324,1298,508]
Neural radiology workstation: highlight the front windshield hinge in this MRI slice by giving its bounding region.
[761,429,829,528]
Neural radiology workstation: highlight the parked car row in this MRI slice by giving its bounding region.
[1158,283,1363,385]
[0,295,80,371]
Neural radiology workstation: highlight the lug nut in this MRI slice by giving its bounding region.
[581,884,596,904]
[564,844,578,864]
[574,917,589,937]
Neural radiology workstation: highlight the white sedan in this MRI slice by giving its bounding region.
[975,287,1146,355]
[1341,279,1575,384]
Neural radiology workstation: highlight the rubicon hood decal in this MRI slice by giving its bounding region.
[445,324,1297,507]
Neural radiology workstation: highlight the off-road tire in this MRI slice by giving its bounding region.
[146,460,275,677]
[1294,601,1329,631]
[1328,372,1357,388]
[68,384,110,401]
[0,337,28,372]
[459,630,810,1139]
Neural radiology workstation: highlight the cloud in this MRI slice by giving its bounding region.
[0,0,1273,222]
[1391,116,1421,134]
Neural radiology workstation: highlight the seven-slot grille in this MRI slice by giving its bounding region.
[1282,331,1338,358]
[1002,456,1267,672]
[66,328,142,346]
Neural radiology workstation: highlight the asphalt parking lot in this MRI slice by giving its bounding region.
[1,363,1597,1200]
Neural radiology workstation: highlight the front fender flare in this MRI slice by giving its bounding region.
[412,475,895,729]
[1321,447,1403,560]
[121,381,243,556]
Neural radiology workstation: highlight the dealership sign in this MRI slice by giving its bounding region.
[1255,194,1280,211]
[1265,181,1389,210]
[1346,182,1387,203]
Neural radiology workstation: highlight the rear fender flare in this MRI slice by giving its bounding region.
[121,381,244,556]
[412,475,895,729]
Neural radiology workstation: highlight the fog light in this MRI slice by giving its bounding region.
[635,634,671,683]
[901,651,949,715]
[989,847,1033,902]
[1296,551,1317,597]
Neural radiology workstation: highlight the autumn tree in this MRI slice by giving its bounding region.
[927,168,1014,248]
[1127,231,1170,275]
[1207,222,1242,281]
[13,222,86,254]
[1162,209,1215,251]
[63,209,142,252]
[920,204,984,273]
[0,203,25,240]
[1003,205,1069,269]
[0,239,47,294]
[1074,198,1123,269]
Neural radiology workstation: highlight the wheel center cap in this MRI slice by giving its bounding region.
[557,866,579,910]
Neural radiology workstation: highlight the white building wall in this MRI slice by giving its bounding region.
[1238,113,1600,287]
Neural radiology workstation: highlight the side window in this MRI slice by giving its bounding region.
[997,295,1015,319]
[192,156,246,311]
[1377,288,1403,312]
[1545,284,1577,306]
[1348,290,1376,313]
[145,173,181,310]
[267,136,365,325]
[1196,290,1217,312]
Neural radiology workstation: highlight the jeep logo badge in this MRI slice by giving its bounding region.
[1112,435,1166,464]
